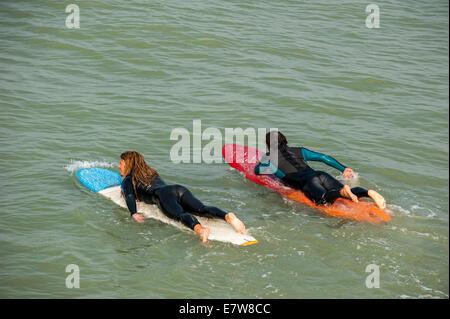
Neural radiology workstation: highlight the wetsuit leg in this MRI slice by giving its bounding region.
[315,171,344,190]
[303,172,371,205]
[349,187,369,198]
[178,186,228,220]
[315,172,370,198]
[154,185,200,230]
[300,171,343,205]
[301,175,334,205]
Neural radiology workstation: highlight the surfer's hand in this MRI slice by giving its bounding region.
[342,168,355,179]
[132,213,145,223]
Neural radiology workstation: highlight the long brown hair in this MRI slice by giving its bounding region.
[120,151,159,196]
[266,130,288,150]
[266,131,301,168]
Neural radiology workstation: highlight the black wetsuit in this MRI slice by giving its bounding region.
[255,145,369,205]
[121,173,228,230]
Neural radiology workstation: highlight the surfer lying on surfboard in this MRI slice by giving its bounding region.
[254,131,386,209]
[118,151,246,243]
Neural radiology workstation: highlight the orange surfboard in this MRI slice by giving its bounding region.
[222,144,390,224]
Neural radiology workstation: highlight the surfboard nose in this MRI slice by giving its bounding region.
[368,208,391,223]
[77,167,122,192]
[376,209,391,222]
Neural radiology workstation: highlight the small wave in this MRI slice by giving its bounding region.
[335,172,360,186]
[65,159,117,175]
[387,204,410,216]
[388,203,440,221]
[410,204,437,218]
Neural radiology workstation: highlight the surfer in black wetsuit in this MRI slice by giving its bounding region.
[254,131,386,209]
[118,151,246,243]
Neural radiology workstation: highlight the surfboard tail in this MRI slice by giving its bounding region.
[240,240,258,246]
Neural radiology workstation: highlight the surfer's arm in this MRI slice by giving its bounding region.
[121,175,138,216]
[254,158,286,178]
[121,178,146,222]
[301,147,347,172]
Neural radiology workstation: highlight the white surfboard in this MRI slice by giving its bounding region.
[77,168,258,246]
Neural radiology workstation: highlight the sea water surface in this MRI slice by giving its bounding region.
[0,0,448,298]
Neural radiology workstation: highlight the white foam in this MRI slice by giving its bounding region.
[65,159,116,174]
[388,204,411,216]
[389,203,439,220]
[336,172,360,184]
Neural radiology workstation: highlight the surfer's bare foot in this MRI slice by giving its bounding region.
[340,185,358,203]
[132,213,145,223]
[193,224,210,244]
[225,212,246,234]
[368,190,386,209]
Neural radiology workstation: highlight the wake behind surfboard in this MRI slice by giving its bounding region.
[76,167,258,246]
[222,144,391,224]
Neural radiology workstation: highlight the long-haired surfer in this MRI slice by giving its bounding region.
[118,151,246,243]
[254,131,386,209]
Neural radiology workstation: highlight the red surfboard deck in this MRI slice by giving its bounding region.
[222,144,390,224]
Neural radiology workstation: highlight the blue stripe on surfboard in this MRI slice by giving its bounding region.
[76,168,122,192]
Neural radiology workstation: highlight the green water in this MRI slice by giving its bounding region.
[0,0,448,298]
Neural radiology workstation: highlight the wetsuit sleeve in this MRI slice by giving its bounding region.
[301,147,347,172]
[121,175,137,216]
[254,153,268,175]
[254,153,286,178]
